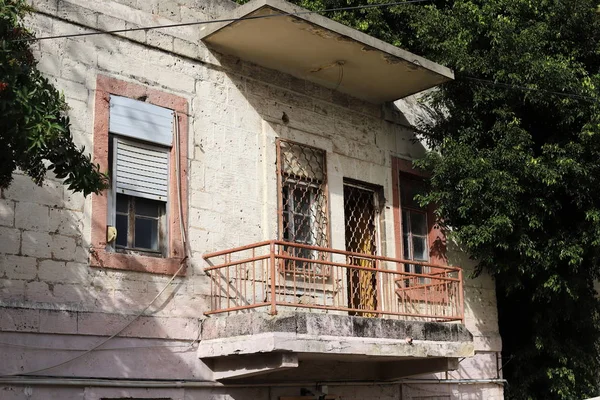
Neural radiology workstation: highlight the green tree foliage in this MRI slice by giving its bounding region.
[0,0,107,195]
[274,0,600,398]
[411,3,600,399]
[411,3,600,398]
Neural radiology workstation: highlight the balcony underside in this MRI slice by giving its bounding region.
[198,312,474,382]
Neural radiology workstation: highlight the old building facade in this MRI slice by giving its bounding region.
[0,0,504,398]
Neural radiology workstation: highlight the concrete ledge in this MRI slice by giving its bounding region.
[0,306,200,340]
[198,331,474,359]
[198,312,474,360]
[201,312,473,342]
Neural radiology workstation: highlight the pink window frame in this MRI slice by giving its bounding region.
[90,75,188,276]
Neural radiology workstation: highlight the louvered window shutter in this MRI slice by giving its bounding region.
[108,95,174,203]
[114,139,170,202]
[109,95,173,146]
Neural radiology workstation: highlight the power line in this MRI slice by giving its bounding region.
[0,341,197,352]
[460,76,599,103]
[16,0,430,42]
[16,2,600,103]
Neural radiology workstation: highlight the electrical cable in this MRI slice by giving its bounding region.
[0,341,197,352]
[174,111,188,253]
[19,3,599,103]
[0,259,187,377]
[390,76,600,136]
[14,0,431,43]
[460,76,600,103]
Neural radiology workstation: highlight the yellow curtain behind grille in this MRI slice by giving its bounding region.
[356,218,377,317]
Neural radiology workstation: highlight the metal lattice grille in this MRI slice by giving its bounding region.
[277,140,329,274]
[344,183,379,315]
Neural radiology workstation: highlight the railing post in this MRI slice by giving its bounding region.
[270,241,277,315]
[458,268,465,323]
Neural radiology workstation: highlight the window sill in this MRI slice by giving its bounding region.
[90,248,186,276]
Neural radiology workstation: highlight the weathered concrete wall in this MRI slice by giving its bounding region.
[1,381,508,400]
[1,384,404,400]
[0,0,503,398]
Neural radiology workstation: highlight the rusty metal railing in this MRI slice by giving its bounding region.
[203,240,464,322]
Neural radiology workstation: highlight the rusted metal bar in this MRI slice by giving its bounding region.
[203,254,270,271]
[269,241,277,315]
[278,253,458,282]
[203,240,272,259]
[203,240,465,322]
[271,240,460,271]
[205,242,458,275]
[275,302,462,321]
[226,253,231,310]
[395,280,460,291]
[252,247,256,304]
[204,302,271,315]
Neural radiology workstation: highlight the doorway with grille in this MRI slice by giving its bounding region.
[343,180,382,316]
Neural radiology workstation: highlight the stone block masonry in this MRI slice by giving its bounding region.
[0,0,503,399]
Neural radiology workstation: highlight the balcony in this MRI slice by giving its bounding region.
[203,240,463,321]
[198,241,473,382]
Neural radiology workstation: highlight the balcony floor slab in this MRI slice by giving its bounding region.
[198,312,474,381]
[199,330,474,360]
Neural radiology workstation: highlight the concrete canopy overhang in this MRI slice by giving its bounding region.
[199,0,454,103]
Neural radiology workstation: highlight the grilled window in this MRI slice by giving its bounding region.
[108,96,173,256]
[400,175,429,280]
[277,140,329,273]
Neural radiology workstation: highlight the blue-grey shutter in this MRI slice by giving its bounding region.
[109,95,173,146]
[114,139,170,202]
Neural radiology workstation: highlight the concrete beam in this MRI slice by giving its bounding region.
[212,353,299,380]
[201,312,473,342]
[214,357,460,383]
[379,357,459,380]
[198,331,474,360]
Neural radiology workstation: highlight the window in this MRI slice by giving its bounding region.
[400,175,430,283]
[392,157,449,296]
[115,194,164,253]
[108,96,172,256]
[106,98,173,256]
[277,140,329,274]
[283,183,319,245]
[91,76,188,275]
